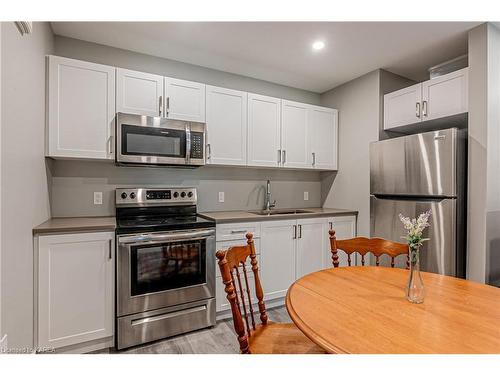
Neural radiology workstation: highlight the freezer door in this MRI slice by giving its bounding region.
[370,196,457,276]
[370,128,457,196]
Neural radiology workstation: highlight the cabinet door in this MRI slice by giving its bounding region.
[215,238,261,313]
[116,68,163,117]
[247,94,282,167]
[383,83,422,130]
[260,220,296,301]
[309,106,338,170]
[206,85,247,165]
[296,217,329,278]
[326,216,357,267]
[47,56,115,160]
[165,77,206,122]
[37,232,114,349]
[281,100,311,169]
[422,68,468,121]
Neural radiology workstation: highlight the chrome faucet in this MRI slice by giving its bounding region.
[264,179,276,211]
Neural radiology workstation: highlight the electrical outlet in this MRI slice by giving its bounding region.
[218,192,225,203]
[94,192,103,205]
[304,191,309,201]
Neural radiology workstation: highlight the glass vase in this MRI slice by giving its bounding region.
[406,247,425,303]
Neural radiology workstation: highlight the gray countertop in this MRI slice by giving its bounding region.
[33,216,116,235]
[33,207,358,234]
[199,207,358,223]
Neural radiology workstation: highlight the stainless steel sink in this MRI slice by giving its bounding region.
[248,209,313,216]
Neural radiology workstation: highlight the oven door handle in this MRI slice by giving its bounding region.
[118,229,215,244]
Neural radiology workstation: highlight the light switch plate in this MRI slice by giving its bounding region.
[94,192,103,205]
[304,191,309,201]
[218,192,225,203]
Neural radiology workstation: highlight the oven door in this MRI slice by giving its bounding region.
[117,228,215,317]
[116,112,189,166]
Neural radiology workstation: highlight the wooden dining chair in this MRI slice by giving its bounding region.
[216,233,324,354]
[328,229,409,269]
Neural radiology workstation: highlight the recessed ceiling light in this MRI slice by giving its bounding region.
[312,40,325,51]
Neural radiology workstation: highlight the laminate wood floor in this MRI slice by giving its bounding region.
[104,306,291,354]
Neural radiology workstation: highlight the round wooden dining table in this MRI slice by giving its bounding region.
[285,266,500,354]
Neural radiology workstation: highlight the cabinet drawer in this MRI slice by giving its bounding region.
[216,222,261,241]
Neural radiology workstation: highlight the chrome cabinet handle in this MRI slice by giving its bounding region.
[312,152,316,166]
[230,230,247,234]
[166,97,170,116]
[206,144,211,160]
[159,95,163,117]
[416,102,421,118]
[422,100,428,117]
[282,150,286,165]
[293,225,297,239]
[108,239,112,260]
[277,150,281,165]
[298,224,302,239]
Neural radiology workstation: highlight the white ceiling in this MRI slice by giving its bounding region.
[51,22,480,93]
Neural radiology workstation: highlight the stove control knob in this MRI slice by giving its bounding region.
[121,192,127,199]
[187,192,193,198]
[130,192,136,199]
[180,192,186,198]
[173,192,179,198]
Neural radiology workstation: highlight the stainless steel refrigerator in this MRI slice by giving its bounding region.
[370,128,467,277]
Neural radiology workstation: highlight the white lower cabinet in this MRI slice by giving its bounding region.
[215,223,262,313]
[214,215,357,315]
[260,220,297,301]
[36,231,115,352]
[326,215,358,267]
[295,217,329,279]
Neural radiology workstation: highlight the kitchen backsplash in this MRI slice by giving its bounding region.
[48,160,323,217]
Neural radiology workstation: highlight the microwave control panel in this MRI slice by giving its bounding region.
[190,132,204,159]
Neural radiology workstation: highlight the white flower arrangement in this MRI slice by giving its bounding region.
[399,210,432,252]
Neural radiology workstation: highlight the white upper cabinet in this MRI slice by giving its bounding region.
[421,68,468,121]
[46,55,338,170]
[384,68,469,130]
[37,232,114,350]
[47,56,115,160]
[308,106,338,170]
[164,77,206,122]
[116,68,163,117]
[383,83,422,130]
[247,94,282,167]
[281,100,311,169]
[206,85,248,165]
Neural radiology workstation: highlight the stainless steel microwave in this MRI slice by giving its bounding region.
[116,112,205,167]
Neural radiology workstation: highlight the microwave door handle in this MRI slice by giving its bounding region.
[186,125,191,164]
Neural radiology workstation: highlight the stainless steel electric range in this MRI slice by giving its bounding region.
[115,187,216,350]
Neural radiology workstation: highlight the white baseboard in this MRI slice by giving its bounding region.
[0,334,7,353]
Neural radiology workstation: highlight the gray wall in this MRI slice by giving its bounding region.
[467,23,500,285]
[320,70,381,236]
[50,160,321,216]
[54,35,321,105]
[48,35,324,218]
[1,22,54,348]
[319,69,416,237]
